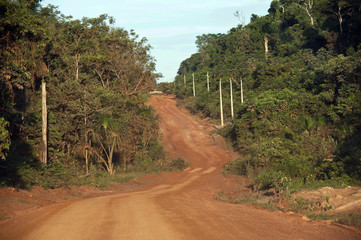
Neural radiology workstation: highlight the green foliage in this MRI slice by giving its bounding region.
[167,158,189,171]
[3,159,147,190]
[171,0,361,191]
[0,1,165,187]
[224,158,248,176]
[0,117,11,160]
[17,161,76,189]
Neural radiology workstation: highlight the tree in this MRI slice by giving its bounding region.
[87,115,123,174]
[320,0,361,52]
[281,0,315,26]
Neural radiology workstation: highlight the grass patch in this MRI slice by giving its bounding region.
[0,215,11,221]
[79,169,146,188]
[286,178,351,194]
[306,213,332,221]
[16,199,29,204]
[306,212,361,230]
[215,190,279,212]
[291,195,333,213]
[4,154,188,190]
[335,212,361,229]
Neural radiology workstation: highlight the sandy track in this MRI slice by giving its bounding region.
[0,94,360,240]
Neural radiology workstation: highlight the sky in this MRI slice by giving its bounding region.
[41,0,273,83]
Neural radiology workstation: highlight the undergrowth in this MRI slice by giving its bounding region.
[307,212,361,230]
[216,187,361,231]
[0,157,189,190]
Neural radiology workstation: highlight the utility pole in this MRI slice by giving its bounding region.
[42,81,47,165]
[230,78,234,122]
[207,72,210,92]
[240,77,244,104]
[192,73,196,97]
[219,79,224,128]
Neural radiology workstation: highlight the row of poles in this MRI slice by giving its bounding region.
[183,72,244,128]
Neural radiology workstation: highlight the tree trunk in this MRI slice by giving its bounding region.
[338,7,343,36]
[264,36,269,60]
[75,54,80,81]
[304,6,314,26]
[192,73,196,97]
[85,117,89,175]
[219,79,224,128]
[230,78,234,122]
[240,77,244,104]
[336,6,344,50]
[85,146,89,174]
[207,72,210,92]
[294,1,314,27]
[41,81,47,165]
[184,75,186,86]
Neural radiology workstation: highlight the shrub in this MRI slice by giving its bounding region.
[224,158,248,175]
[255,170,290,192]
[167,158,189,171]
[0,117,10,160]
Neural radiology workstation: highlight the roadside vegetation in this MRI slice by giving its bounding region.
[172,0,361,193]
[0,0,185,189]
[171,0,361,229]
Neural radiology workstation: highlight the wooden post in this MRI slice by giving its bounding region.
[192,73,196,97]
[42,81,47,165]
[219,79,224,128]
[207,72,210,92]
[230,78,234,122]
[240,77,244,104]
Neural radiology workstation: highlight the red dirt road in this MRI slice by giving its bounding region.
[0,94,360,239]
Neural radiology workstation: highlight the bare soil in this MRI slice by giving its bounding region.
[0,94,360,239]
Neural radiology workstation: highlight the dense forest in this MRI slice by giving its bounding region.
[172,0,361,191]
[0,0,169,188]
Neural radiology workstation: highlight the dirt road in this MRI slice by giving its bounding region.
[0,94,360,239]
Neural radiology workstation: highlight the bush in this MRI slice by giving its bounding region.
[167,158,189,171]
[17,161,81,189]
[255,170,290,192]
[224,158,248,175]
[176,97,196,113]
[0,117,10,160]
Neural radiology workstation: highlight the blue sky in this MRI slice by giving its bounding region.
[41,0,272,82]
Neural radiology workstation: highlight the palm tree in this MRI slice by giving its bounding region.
[87,115,122,174]
[303,116,315,136]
